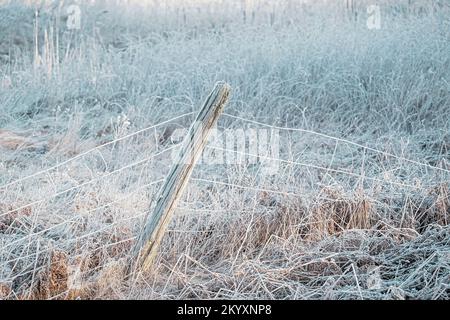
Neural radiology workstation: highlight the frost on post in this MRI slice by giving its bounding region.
[367,5,381,30]
[67,5,81,30]
[170,121,205,165]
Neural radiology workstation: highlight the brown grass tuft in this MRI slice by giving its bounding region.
[309,188,374,239]
[32,250,69,299]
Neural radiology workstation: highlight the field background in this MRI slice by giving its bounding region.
[0,0,449,299]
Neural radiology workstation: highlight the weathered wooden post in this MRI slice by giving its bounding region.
[130,82,231,272]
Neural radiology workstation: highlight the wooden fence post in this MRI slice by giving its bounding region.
[130,82,231,273]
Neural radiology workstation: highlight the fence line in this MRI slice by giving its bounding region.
[222,113,450,175]
[3,110,445,195]
[204,145,425,190]
[2,105,447,283]
[5,163,411,257]
[2,201,271,269]
[0,166,316,268]
[0,166,435,283]
[0,112,194,190]
[1,175,310,256]
[0,179,165,252]
[1,212,147,269]
[1,117,432,220]
[0,145,177,219]
[191,178,303,197]
[1,111,442,205]
[3,175,301,270]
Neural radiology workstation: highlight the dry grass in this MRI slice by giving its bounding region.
[0,0,449,300]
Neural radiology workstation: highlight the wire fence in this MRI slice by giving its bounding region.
[222,113,450,175]
[0,112,195,190]
[0,111,449,298]
[2,111,449,227]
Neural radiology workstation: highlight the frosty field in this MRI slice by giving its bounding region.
[0,0,449,300]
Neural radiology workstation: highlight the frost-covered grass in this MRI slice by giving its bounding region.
[0,0,449,300]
